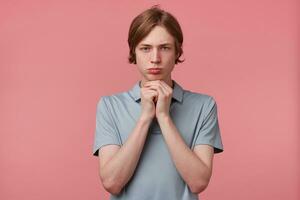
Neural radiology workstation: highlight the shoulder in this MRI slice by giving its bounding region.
[183,90,219,121]
[183,89,216,107]
[96,91,131,108]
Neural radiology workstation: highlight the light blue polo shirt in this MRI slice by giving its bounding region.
[92,79,224,200]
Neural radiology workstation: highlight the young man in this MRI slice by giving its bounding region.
[92,6,224,200]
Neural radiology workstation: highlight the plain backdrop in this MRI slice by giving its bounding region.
[1,1,299,200]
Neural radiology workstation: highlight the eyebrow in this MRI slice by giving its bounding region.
[139,43,172,47]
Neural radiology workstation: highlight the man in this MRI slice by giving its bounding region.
[92,5,224,200]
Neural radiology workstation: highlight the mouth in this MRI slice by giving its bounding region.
[147,68,161,75]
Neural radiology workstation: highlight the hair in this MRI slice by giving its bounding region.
[127,5,185,64]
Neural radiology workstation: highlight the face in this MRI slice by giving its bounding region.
[135,25,177,86]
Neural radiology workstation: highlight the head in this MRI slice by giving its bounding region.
[127,5,184,84]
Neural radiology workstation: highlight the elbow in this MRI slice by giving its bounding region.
[99,168,123,195]
[189,179,210,194]
[101,177,123,195]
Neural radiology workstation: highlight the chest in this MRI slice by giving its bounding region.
[110,100,202,147]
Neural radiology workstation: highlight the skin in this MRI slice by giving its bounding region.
[99,25,214,195]
[135,25,176,120]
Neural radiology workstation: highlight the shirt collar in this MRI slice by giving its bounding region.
[129,79,184,103]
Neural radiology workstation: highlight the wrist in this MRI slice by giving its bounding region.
[138,114,153,124]
[156,113,170,122]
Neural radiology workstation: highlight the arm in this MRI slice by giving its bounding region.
[143,80,218,194]
[97,83,157,195]
[157,115,214,194]
[98,116,152,195]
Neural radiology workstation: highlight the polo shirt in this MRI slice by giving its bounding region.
[92,79,224,200]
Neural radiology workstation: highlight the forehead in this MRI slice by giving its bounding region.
[138,26,174,46]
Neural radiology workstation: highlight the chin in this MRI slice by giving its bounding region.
[146,75,164,81]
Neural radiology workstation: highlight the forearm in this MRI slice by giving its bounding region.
[101,117,152,192]
[157,115,211,192]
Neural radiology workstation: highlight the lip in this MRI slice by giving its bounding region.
[147,68,161,74]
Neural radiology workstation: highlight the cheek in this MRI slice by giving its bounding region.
[164,50,176,59]
[135,54,141,65]
[135,55,146,72]
[166,53,176,64]
[136,54,150,66]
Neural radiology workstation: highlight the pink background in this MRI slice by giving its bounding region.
[1,1,299,200]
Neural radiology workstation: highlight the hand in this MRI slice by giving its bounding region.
[143,80,173,119]
[140,82,158,121]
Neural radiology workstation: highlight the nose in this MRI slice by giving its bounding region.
[150,48,161,64]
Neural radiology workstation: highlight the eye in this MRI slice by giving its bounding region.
[161,46,170,51]
[140,47,150,52]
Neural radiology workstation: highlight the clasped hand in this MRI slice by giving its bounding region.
[143,80,173,118]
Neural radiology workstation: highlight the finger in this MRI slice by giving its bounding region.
[155,85,165,98]
[159,80,172,93]
[144,84,161,93]
[143,80,155,86]
[145,85,164,99]
[157,81,172,98]
[142,86,157,92]
[144,80,159,87]
[146,80,171,93]
[158,81,169,95]
[146,91,158,102]
[144,89,158,97]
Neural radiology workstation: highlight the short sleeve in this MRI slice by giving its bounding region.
[194,97,224,153]
[92,96,121,157]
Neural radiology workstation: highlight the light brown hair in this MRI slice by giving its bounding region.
[128,5,184,64]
